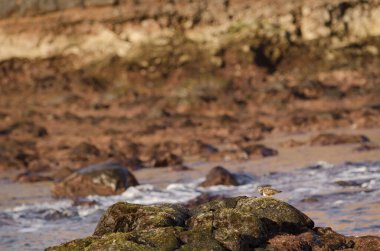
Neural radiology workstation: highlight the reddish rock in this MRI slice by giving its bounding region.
[52,161,139,198]
[310,133,370,146]
[199,166,239,187]
[262,227,380,250]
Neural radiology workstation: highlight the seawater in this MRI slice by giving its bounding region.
[1,161,379,251]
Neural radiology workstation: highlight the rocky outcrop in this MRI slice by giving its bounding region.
[51,161,139,198]
[1,0,380,74]
[46,196,380,251]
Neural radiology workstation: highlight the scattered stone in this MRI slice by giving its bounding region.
[310,133,370,146]
[27,159,52,172]
[242,144,278,158]
[280,139,306,147]
[14,171,53,183]
[334,180,366,187]
[0,139,38,170]
[52,166,74,181]
[69,142,101,161]
[51,161,139,198]
[151,152,183,168]
[170,165,191,171]
[300,196,320,203]
[354,143,380,152]
[72,198,99,207]
[199,166,239,187]
[0,121,48,137]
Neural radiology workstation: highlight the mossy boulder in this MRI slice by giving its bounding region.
[93,202,189,236]
[47,228,183,251]
[46,197,317,251]
[48,196,380,250]
[236,197,314,233]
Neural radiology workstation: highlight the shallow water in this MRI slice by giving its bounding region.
[1,161,379,250]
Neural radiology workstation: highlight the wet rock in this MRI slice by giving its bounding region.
[93,202,189,236]
[170,165,191,171]
[52,166,74,181]
[72,198,99,207]
[334,180,365,187]
[310,133,370,146]
[300,196,321,203]
[199,166,239,187]
[280,139,306,148]
[0,121,48,137]
[14,171,53,183]
[27,159,51,172]
[242,144,278,158]
[51,161,139,198]
[0,139,38,170]
[69,142,101,161]
[48,197,316,251]
[47,196,380,251]
[354,143,380,152]
[151,152,183,168]
[290,80,334,100]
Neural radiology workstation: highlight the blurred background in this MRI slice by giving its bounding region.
[0,0,380,250]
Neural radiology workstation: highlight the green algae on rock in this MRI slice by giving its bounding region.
[46,197,316,251]
[45,196,380,250]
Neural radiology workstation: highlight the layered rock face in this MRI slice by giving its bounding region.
[1,0,380,69]
[46,197,380,250]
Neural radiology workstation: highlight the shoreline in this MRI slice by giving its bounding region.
[1,126,379,211]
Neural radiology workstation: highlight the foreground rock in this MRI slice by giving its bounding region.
[52,161,139,198]
[199,166,239,187]
[46,197,380,251]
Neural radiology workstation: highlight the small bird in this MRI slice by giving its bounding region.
[258,185,282,197]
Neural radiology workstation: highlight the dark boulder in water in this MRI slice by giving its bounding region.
[51,161,139,198]
[199,166,239,187]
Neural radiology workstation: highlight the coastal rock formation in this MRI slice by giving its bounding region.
[199,166,239,187]
[46,197,380,250]
[52,161,139,198]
